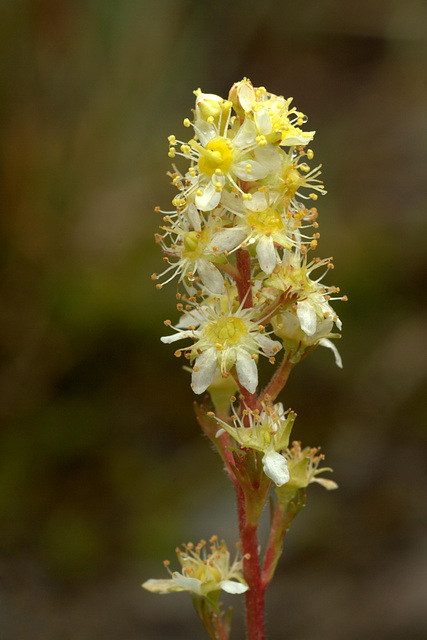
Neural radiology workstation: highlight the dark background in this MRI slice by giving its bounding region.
[1,1,426,639]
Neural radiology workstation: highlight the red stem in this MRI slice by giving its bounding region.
[235,248,253,309]
[258,352,294,408]
[236,484,266,640]
[234,247,257,414]
[261,502,286,588]
[234,247,266,639]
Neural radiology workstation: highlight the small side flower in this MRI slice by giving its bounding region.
[211,401,296,486]
[276,441,338,504]
[142,536,248,597]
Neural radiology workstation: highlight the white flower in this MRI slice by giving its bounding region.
[212,402,296,486]
[212,190,299,275]
[279,155,326,208]
[161,297,282,394]
[168,103,282,212]
[265,251,344,337]
[272,309,342,368]
[283,441,338,491]
[153,209,226,294]
[142,536,248,597]
[228,80,315,146]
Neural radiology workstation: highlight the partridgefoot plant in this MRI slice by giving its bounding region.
[143,79,346,640]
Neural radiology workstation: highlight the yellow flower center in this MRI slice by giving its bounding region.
[260,427,273,446]
[182,229,209,260]
[198,138,234,176]
[206,316,247,346]
[183,231,201,259]
[281,165,302,198]
[193,562,222,583]
[247,208,284,233]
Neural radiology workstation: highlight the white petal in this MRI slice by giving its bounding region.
[313,317,334,338]
[311,477,339,490]
[244,191,267,212]
[262,450,289,486]
[256,334,282,356]
[220,580,249,594]
[233,160,269,181]
[220,189,244,213]
[160,330,193,344]
[195,181,221,211]
[191,349,218,394]
[256,236,277,274]
[277,309,301,338]
[318,338,343,368]
[193,119,217,146]
[238,84,255,112]
[254,107,272,135]
[142,578,181,594]
[297,301,317,336]
[212,228,246,252]
[172,572,202,595]
[176,310,203,329]
[280,131,315,146]
[233,118,257,148]
[254,146,281,172]
[186,203,201,231]
[235,351,258,393]
[197,260,225,294]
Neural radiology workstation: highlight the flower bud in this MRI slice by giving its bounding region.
[194,90,224,121]
[228,78,255,117]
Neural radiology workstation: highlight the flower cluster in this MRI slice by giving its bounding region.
[142,536,248,597]
[145,81,344,638]
[154,79,345,395]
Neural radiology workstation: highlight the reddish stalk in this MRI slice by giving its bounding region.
[235,248,253,309]
[258,352,294,408]
[261,502,286,588]
[233,245,266,639]
[235,483,266,640]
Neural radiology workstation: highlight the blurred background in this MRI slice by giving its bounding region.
[1,1,426,639]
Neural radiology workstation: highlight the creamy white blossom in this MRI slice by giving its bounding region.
[212,402,296,486]
[153,208,227,293]
[161,297,281,394]
[142,537,248,597]
[282,441,338,491]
